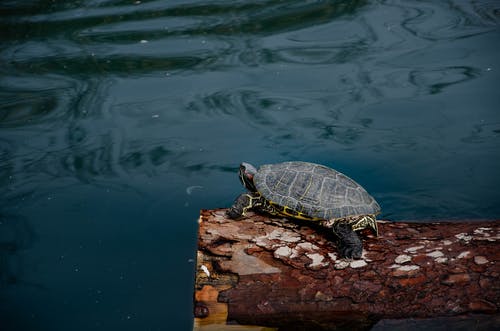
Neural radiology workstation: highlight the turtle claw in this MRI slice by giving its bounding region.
[338,244,362,260]
[226,194,249,219]
[333,223,363,260]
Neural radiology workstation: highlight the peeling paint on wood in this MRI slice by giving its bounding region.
[193,209,500,331]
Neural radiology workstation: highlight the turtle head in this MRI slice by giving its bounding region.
[239,162,257,192]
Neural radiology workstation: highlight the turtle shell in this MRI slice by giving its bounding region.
[254,161,380,220]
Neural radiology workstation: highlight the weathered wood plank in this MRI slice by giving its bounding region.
[193,209,500,331]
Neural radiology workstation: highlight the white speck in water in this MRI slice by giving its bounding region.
[152,114,159,118]
[140,40,148,43]
[186,185,203,195]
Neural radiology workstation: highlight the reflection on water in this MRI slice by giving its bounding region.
[1,0,499,330]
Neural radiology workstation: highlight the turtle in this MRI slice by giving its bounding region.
[226,161,380,259]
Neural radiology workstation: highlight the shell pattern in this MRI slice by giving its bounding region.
[254,161,380,220]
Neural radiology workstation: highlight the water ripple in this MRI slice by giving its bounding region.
[397,0,499,41]
[0,1,498,206]
[187,89,306,126]
[409,66,481,94]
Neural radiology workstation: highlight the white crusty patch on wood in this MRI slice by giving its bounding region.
[474,256,489,265]
[253,236,273,248]
[274,246,292,259]
[334,260,350,270]
[201,265,210,277]
[296,242,319,252]
[268,229,301,243]
[473,227,500,241]
[474,227,492,235]
[389,264,420,271]
[435,257,448,263]
[427,250,445,258]
[457,251,471,259]
[455,233,472,243]
[350,260,368,268]
[397,265,420,272]
[306,253,329,268]
[328,252,338,261]
[404,245,425,254]
[394,254,412,264]
[290,248,300,259]
[253,228,301,248]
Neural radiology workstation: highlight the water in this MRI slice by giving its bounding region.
[1,1,499,330]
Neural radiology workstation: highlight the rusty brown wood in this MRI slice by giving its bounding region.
[193,209,500,331]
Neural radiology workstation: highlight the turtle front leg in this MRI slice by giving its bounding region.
[333,223,363,259]
[226,192,262,219]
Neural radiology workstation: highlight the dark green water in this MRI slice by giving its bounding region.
[1,1,499,330]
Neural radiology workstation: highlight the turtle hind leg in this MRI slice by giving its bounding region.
[333,223,363,259]
[226,192,262,219]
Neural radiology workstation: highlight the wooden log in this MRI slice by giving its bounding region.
[193,209,500,331]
